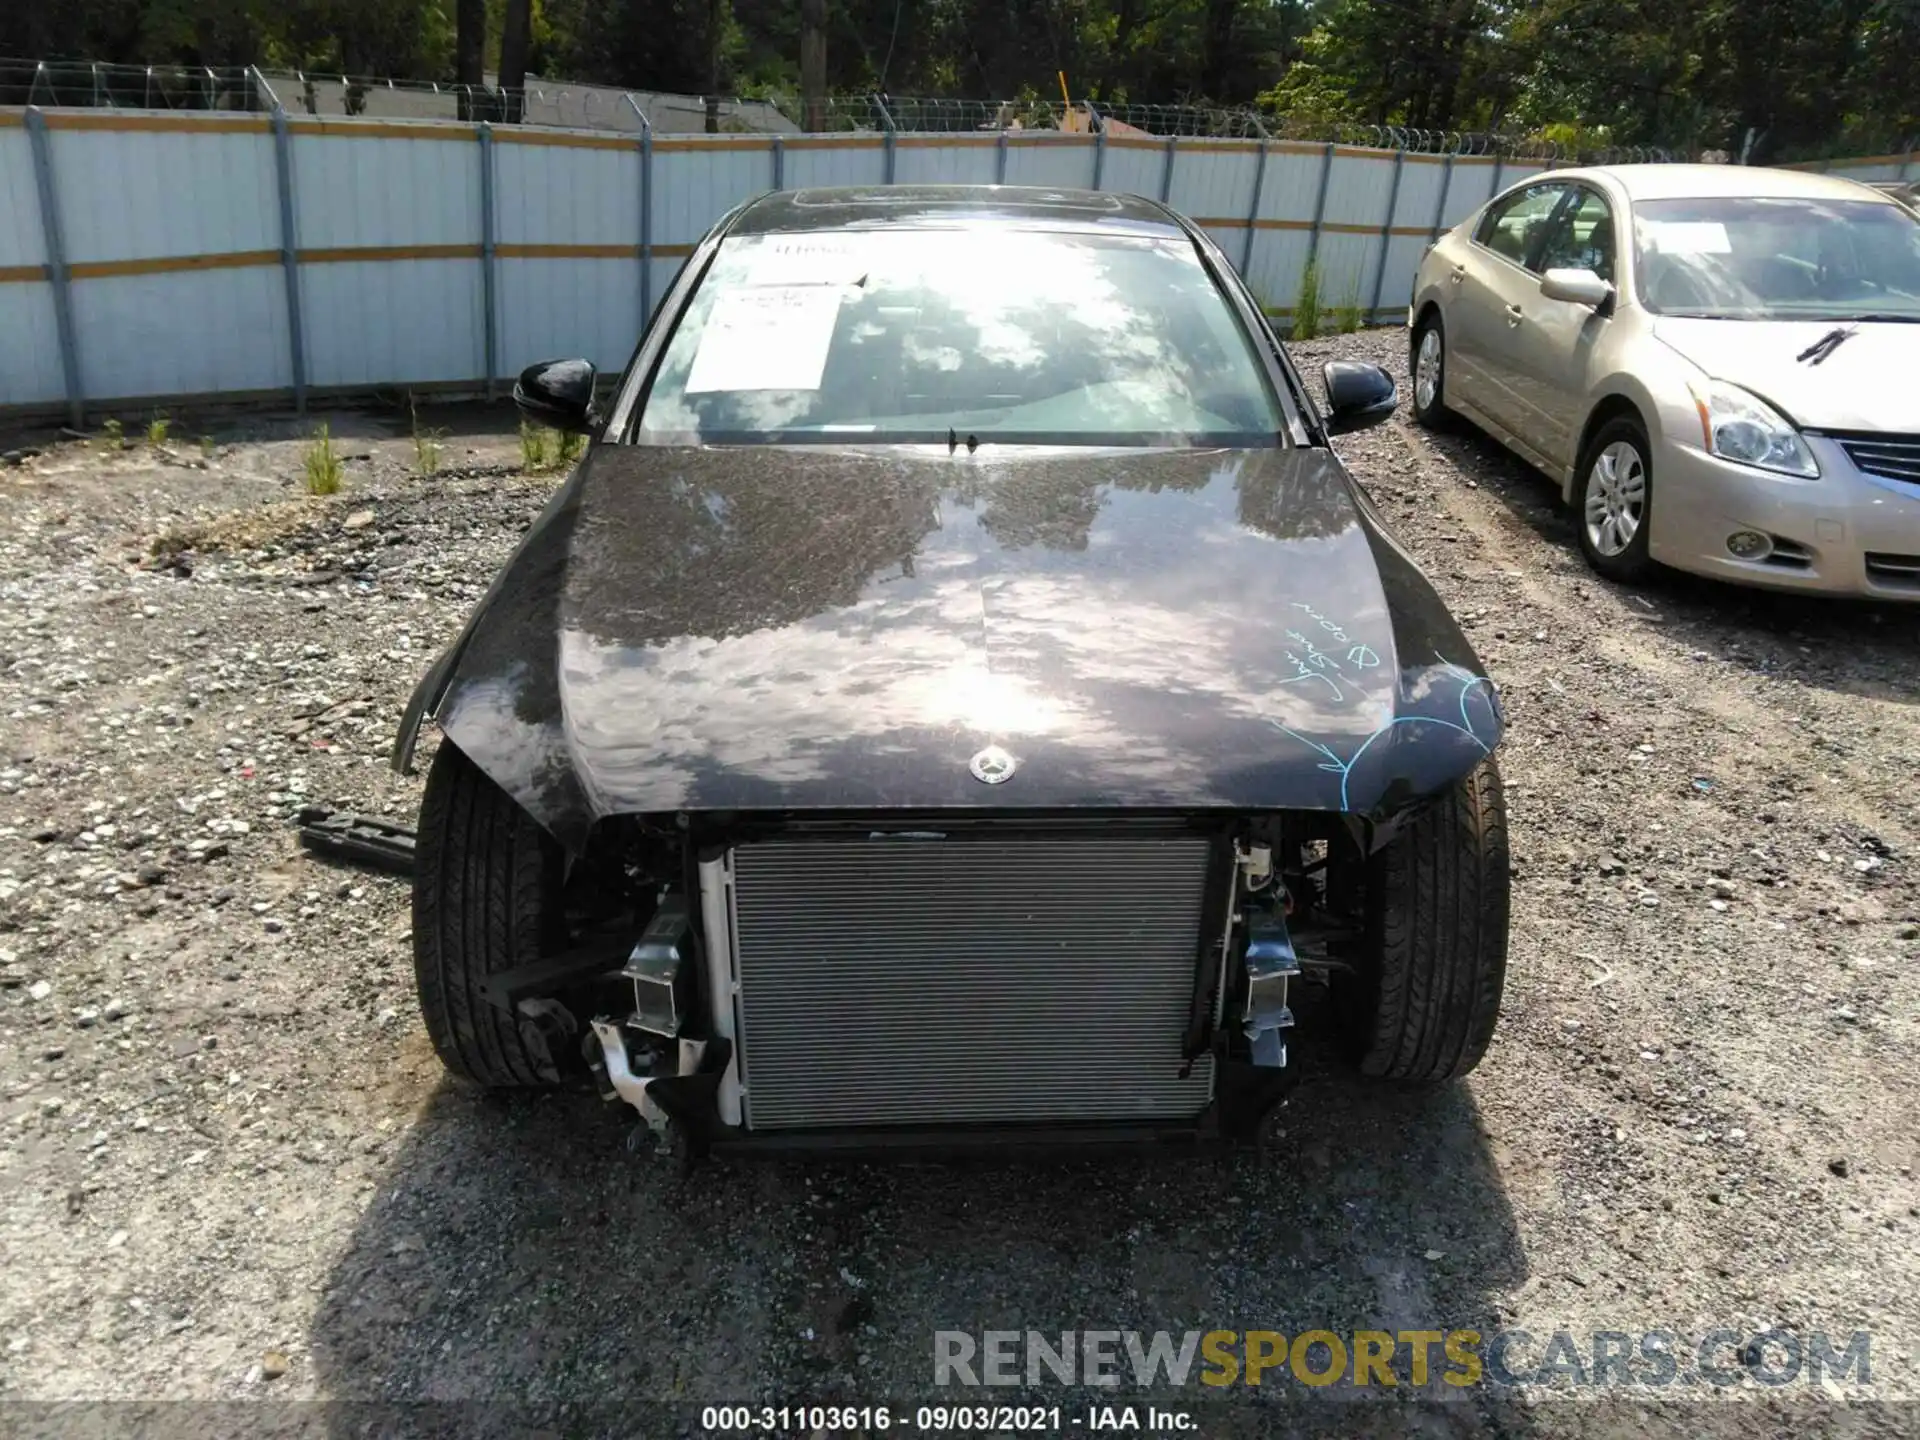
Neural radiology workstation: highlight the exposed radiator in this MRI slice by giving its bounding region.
[727,831,1220,1131]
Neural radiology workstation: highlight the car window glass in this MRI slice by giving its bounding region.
[1633,196,1920,319]
[634,229,1289,447]
[1537,189,1615,282]
[1475,184,1569,267]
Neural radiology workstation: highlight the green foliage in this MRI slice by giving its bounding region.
[199,434,217,459]
[9,0,1913,160]
[518,419,551,472]
[518,420,584,473]
[1290,257,1323,340]
[146,413,170,446]
[303,424,343,495]
[100,418,124,450]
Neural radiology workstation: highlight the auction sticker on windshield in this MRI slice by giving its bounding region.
[1641,220,1731,254]
[684,284,842,392]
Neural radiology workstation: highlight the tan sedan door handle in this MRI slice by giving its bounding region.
[1505,304,1524,327]
[1450,265,1466,284]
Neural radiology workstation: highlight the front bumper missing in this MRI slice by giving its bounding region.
[584,851,1301,1154]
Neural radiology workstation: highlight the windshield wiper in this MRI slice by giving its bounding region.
[1796,326,1856,365]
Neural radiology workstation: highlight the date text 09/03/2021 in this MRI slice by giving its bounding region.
[699,1404,1195,1432]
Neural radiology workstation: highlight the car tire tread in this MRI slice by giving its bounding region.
[413,740,563,1088]
[1349,757,1509,1082]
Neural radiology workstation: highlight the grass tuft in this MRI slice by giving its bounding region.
[1335,275,1367,334]
[1292,258,1323,340]
[101,418,125,450]
[146,414,171,447]
[518,420,551,473]
[410,395,445,477]
[519,421,584,473]
[303,424,343,496]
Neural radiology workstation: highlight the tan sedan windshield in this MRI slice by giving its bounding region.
[1632,196,1920,320]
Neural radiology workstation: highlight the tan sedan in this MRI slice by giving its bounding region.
[1409,164,1920,598]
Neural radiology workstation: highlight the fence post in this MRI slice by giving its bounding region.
[1902,144,1915,181]
[1367,149,1406,324]
[1428,152,1455,246]
[24,109,83,430]
[996,129,1009,184]
[1303,141,1335,273]
[625,96,654,331]
[772,134,784,190]
[1159,135,1177,203]
[1489,153,1506,200]
[875,94,896,183]
[268,106,308,414]
[478,122,498,400]
[1241,139,1269,276]
[1088,102,1107,190]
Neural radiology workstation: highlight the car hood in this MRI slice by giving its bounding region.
[1653,317,1918,430]
[409,444,1500,846]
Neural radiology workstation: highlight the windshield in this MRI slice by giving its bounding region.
[633,228,1287,446]
[1633,196,1920,320]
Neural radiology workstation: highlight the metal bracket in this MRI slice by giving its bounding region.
[590,1020,708,1146]
[1242,909,1301,1069]
[622,896,692,1036]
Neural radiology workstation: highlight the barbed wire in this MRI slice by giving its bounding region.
[0,56,1686,162]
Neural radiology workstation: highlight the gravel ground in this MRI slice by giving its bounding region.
[2,336,1917,1436]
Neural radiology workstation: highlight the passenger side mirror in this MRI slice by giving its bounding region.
[1321,361,1398,436]
[512,358,598,434]
[1539,267,1614,308]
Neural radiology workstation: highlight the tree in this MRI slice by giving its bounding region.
[498,0,532,119]
[456,0,486,115]
[801,0,827,129]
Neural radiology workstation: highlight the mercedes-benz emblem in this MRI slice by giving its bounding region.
[969,745,1018,785]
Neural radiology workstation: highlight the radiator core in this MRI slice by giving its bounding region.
[727,831,1219,1131]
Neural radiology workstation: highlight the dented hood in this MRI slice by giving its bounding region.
[402,444,1500,846]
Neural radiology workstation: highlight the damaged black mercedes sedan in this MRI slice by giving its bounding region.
[391,185,1508,1154]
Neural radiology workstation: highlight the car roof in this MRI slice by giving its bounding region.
[730,185,1187,238]
[1548,163,1900,205]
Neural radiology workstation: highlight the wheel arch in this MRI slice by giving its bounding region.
[1565,388,1653,503]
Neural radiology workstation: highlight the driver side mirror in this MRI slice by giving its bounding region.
[1539,267,1614,308]
[1321,361,1398,436]
[512,358,598,435]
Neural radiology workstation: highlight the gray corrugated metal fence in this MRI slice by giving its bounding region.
[0,106,1561,419]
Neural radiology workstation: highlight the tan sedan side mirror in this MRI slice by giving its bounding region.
[1540,268,1615,308]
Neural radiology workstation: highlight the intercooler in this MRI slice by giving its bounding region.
[722,830,1221,1131]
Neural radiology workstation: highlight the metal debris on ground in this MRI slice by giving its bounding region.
[296,807,416,875]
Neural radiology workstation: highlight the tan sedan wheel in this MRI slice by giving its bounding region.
[1574,415,1656,583]
[1411,318,1452,428]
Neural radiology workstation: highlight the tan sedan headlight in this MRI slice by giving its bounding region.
[1686,378,1820,479]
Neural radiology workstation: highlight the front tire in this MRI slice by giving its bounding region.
[1337,758,1509,1082]
[412,740,568,1088]
[1574,416,1656,583]
[1410,315,1452,428]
